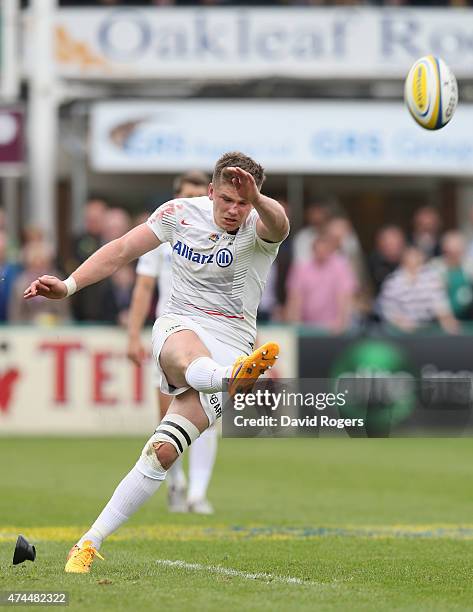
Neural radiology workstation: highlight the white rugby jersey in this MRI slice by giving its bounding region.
[136,243,172,317]
[146,195,282,351]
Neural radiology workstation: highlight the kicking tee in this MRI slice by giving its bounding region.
[146,195,282,351]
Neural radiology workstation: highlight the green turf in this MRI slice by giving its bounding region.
[1,437,473,611]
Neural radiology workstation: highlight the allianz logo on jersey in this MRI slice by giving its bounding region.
[173,240,233,268]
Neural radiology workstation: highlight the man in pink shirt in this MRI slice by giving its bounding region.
[285,233,357,333]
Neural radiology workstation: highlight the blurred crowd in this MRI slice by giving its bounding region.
[55,1,473,7]
[0,201,138,327]
[280,201,473,335]
[3,190,473,336]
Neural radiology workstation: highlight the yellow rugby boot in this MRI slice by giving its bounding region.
[64,540,104,574]
[228,342,279,397]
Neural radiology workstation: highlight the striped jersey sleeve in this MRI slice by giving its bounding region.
[146,199,180,244]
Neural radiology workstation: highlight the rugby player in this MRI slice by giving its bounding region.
[127,170,218,514]
[24,152,290,573]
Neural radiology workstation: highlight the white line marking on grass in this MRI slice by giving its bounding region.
[156,559,316,587]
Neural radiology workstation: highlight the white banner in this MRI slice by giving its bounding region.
[90,100,473,176]
[22,7,473,81]
[0,325,296,435]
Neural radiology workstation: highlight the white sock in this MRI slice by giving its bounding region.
[166,455,186,490]
[188,427,218,502]
[185,357,232,393]
[77,466,163,550]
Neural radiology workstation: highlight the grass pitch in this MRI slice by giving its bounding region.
[1,437,473,611]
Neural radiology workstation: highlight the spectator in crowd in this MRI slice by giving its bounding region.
[462,204,473,260]
[293,198,333,262]
[22,225,46,246]
[434,231,473,320]
[375,0,470,5]
[69,198,110,322]
[106,265,136,327]
[56,1,473,6]
[59,1,156,5]
[368,225,406,293]
[9,241,70,324]
[285,232,357,333]
[133,212,150,227]
[71,199,108,266]
[258,266,278,322]
[0,230,22,323]
[409,206,442,259]
[96,207,133,323]
[68,201,132,324]
[378,246,459,334]
[258,198,293,321]
[101,207,132,244]
[326,215,371,316]
[326,216,365,280]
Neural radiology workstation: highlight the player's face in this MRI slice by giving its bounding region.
[209,181,252,232]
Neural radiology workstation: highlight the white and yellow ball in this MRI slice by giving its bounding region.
[404,55,458,130]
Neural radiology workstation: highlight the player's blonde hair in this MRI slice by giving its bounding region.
[213,152,266,189]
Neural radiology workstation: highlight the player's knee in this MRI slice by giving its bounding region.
[136,413,200,480]
[161,331,210,375]
[149,413,200,470]
[171,352,193,374]
[153,441,178,470]
[167,351,204,379]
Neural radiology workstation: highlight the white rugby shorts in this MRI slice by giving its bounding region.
[151,314,246,426]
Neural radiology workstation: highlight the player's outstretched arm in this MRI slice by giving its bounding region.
[24,223,161,301]
[223,166,289,242]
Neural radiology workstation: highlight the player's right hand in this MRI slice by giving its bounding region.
[23,275,68,300]
[127,336,147,366]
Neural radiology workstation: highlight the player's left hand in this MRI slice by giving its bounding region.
[23,275,68,300]
[127,335,147,366]
[223,166,260,206]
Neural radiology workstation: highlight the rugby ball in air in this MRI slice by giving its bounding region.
[404,55,458,130]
